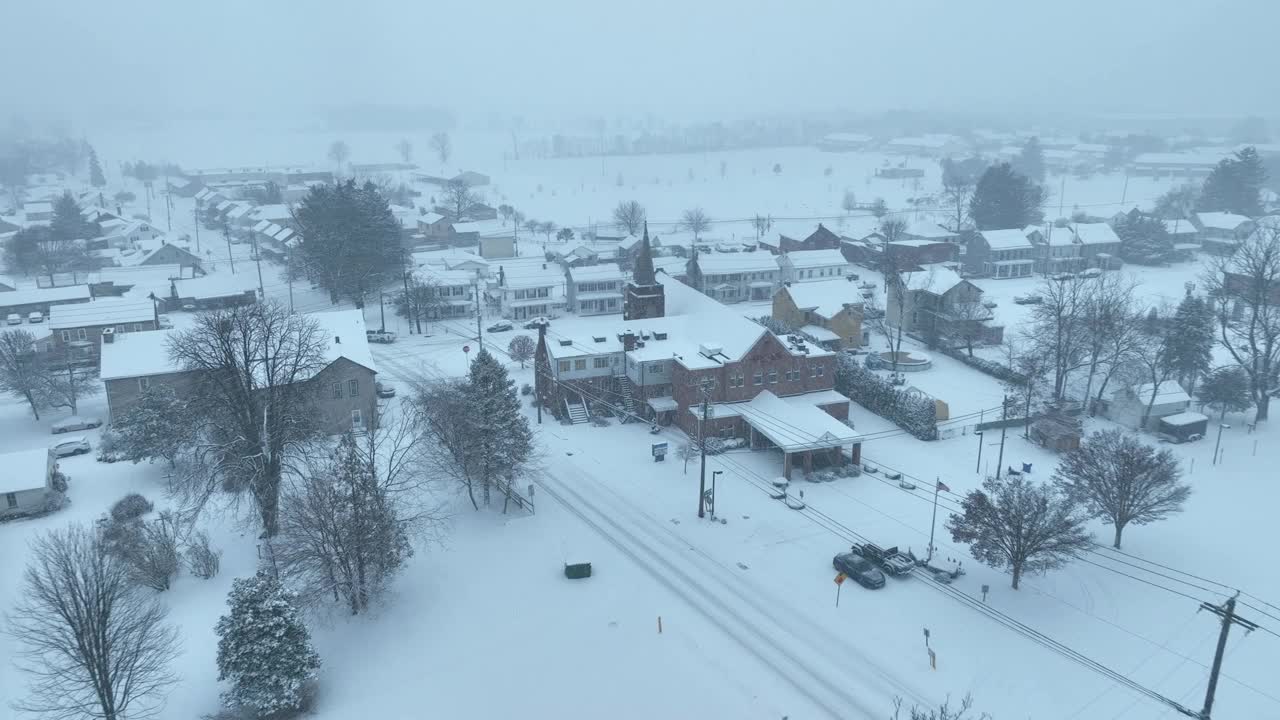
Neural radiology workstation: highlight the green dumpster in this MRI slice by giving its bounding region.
[564,561,592,579]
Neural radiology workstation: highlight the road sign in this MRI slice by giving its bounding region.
[652,442,668,462]
[834,573,847,585]
[463,345,470,353]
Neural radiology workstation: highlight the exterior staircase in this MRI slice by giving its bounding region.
[565,398,589,424]
[618,375,638,422]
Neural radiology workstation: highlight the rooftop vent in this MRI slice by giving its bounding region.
[699,343,724,358]
[593,336,606,343]
[334,336,341,344]
[653,332,668,340]
[559,339,573,347]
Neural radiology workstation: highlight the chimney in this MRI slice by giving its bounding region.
[102,327,114,344]
[620,331,637,352]
[334,336,341,344]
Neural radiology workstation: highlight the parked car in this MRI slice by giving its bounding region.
[366,330,397,344]
[181,303,197,312]
[51,416,104,434]
[6,313,21,325]
[27,311,43,323]
[486,321,513,333]
[832,551,886,589]
[1079,268,1103,278]
[1013,294,1041,305]
[157,314,174,329]
[852,542,916,576]
[376,381,396,398]
[523,316,550,329]
[51,437,91,457]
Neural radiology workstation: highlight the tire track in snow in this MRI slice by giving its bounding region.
[537,466,913,719]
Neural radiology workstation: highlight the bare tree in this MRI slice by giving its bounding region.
[327,140,350,169]
[395,275,445,334]
[870,197,889,220]
[41,363,100,415]
[892,694,989,720]
[680,207,711,240]
[540,220,557,241]
[879,217,908,245]
[752,213,772,240]
[166,303,327,536]
[1029,274,1092,401]
[949,474,1091,589]
[7,524,179,720]
[1078,274,1142,412]
[940,159,979,233]
[522,218,539,237]
[441,178,480,221]
[1204,226,1280,420]
[612,200,646,235]
[841,189,857,215]
[430,132,452,165]
[394,138,412,163]
[0,328,47,419]
[507,334,535,368]
[1054,429,1190,548]
[1130,306,1179,428]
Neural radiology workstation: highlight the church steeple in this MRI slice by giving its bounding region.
[633,222,656,286]
[623,221,665,320]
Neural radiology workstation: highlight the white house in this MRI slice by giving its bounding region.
[688,252,782,302]
[777,249,851,283]
[565,263,625,316]
[416,268,476,319]
[1104,380,1191,429]
[975,229,1036,278]
[491,262,566,320]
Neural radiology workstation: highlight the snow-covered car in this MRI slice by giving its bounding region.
[51,437,91,457]
[366,330,397,344]
[181,303,197,312]
[157,314,174,329]
[486,322,513,333]
[832,552,886,589]
[6,313,20,325]
[1013,294,1041,305]
[1079,268,1103,278]
[51,416,104,434]
[523,316,550,329]
[27,311,43,323]
[376,381,396,398]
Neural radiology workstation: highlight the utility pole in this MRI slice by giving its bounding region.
[535,322,546,425]
[222,222,235,274]
[401,249,413,334]
[697,379,712,519]
[1199,593,1258,719]
[286,249,294,314]
[192,207,201,253]
[474,281,484,353]
[1058,174,1066,217]
[996,396,1009,476]
[379,291,386,332]
[1121,170,1130,205]
[251,233,265,300]
[164,190,172,231]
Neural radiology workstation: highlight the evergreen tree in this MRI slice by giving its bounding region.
[1166,291,1214,393]
[1012,136,1046,183]
[293,180,404,304]
[50,191,97,242]
[4,224,92,284]
[1198,146,1268,216]
[111,386,195,465]
[1151,184,1199,220]
[463,349,534,511]
[215,573,320,717]
[1113,214,1174,265]
[1195,366,1252,420]
[88,147,106,187]
[969,163,1046,230]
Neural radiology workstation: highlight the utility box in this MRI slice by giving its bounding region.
[564,561,592,580]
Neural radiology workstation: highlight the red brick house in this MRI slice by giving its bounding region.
[764,223,842,254]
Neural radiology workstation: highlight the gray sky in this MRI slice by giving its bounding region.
[7,0,1279,127]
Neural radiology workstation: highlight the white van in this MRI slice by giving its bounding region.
[6,313,20,325]
[27,311,43,323]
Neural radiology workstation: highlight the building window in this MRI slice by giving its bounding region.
[348,379,359,397]
[331,382,342,399]
[558,360,570,372]
[593,357,610,369]
[138,377,150,391]
[351,409,364,430]
[767,370,778,384]
[134,323,143,332]
[574,359,586,371]
[61,330,70,342]
[5,492,16,509]
[753,372,763,386]
[76,328,87,341]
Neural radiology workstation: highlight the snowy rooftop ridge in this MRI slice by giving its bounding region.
[695,252,780,274]
[0,447,52,495]
[980,228,1035,250]
[49,297,155,329]
[781,249,848,269]
[782,279,863,319]
[1196,212,1252,230]
[1071,223,1121,246]
[0,285,92,309]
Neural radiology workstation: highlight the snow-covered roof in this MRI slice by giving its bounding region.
[0,285,92,310]
[782,249,848,270]
[172,274,259,300]
[980,229,1034,250]
[49,297,155,329]
[1117,380,1190,405]
[23,201,52,213]
[799,324,840,343]
[823,132,872,144]
[452,219,506,235]
[1197,212,1252,230]
[415,267,474,287]
[1163,218,1197,235]
[1073,143,1110,154]
[568,264,624,284]
[732,390,858,452]
[100,329,181,380]
[904,264,966,294]
[249,204,291,222]
[904,222,956,240]
[0,447,51,495]
[695,253,780,274]
[418,212,446,225]
[315,309,376,374]
[252,220,273,233]
[781,279,863,319]
[1161,411,1208,427]
[615,234,644,251]
[1133,152,1223,167]
[1072,223,1121,246]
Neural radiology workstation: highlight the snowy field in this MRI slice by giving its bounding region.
[4,132,1279,719]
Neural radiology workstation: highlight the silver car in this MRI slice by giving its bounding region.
[51,416,103,434]
[51,437,91,457]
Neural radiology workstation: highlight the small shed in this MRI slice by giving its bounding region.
[1104,380,1191,430]
[0,448,62,520]
[1158,412,1209,443]
[1030,408,1083,452]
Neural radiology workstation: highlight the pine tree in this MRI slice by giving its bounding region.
[1166,291,1214,393]
[1195,366,1252,420]
[1012,136,1046,183]
[215,573,320,716]
[88,147,106,188]
[1113,214,1174,265]
[969,163,1046,230]
[50,191,97,242]
[111,386,195,465]
[463,349,534,511]
[1199,146,1268,217]
[293,180,404,304]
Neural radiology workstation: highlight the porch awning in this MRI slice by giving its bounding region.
[647,396,678,412]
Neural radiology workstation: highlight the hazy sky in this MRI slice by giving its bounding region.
[7,0,1279,128]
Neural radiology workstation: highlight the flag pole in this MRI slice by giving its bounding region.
[927,477,940,563]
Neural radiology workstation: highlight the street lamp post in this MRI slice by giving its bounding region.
[974,430,984,474]
[710,470,722,521]
[1214,424,1230,465]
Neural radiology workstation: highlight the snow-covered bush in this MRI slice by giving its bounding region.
[520,383,533,396]
[720,437,746,451]
[935,345,1026,386]
[111,493,153,523]
[184,530,221,580]
[703,437,726,455]
[97,427,124,463]
[591,415,611,427]
[835,355,937,441]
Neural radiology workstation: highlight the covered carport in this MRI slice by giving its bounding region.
[734,391,862,479]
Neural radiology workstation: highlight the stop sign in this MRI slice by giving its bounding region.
[463,345,470,354]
